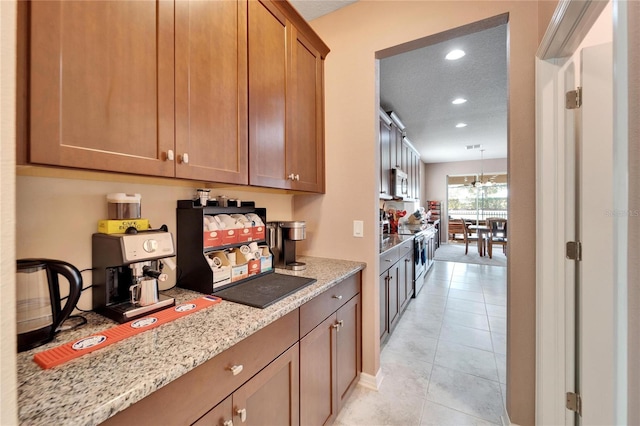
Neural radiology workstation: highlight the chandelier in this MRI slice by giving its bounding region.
[470,149,493,188]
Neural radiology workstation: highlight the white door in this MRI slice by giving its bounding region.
[575,41,614,426]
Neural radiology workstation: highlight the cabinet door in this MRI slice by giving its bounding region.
[388,264,400,331]
[248,0,288,189]
[192,396,233,426]
[379,272,389,341]
[380,118,391,196]
[288,29,325,192]
[29,1,175,176]
[175,0,248,184]
[300,314,337,426]
[389,124,399,170]
[397,254,408,310]
[336,295,361,410]
[413,152,421,200]
[402,252,413,306]
[233,343,300,426]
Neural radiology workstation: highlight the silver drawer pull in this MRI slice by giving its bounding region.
[332,323,340,330]
[223,420,234,426]
[236,408,247,422]
[228,364,244,376]
[332,295,343,300]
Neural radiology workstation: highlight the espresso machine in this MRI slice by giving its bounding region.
[266,221,306,271]
[92,227,176,323]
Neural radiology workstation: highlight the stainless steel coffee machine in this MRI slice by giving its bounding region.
[92,228,176,323]
[266,221,306,271]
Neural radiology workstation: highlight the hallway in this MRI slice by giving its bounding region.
[334,261,507,425]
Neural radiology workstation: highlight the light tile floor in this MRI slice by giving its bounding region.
[334,260,507,426]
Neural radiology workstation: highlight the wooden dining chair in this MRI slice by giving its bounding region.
[486,218,507,258]
[454,219,470,255]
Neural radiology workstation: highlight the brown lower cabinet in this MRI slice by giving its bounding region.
[300,293,361,426]
[380,240,413,344]
[193,344,300,426]
[101,272,361,426]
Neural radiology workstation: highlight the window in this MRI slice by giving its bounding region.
[447,174,507,224]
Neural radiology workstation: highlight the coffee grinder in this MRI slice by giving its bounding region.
[266,221,306,271]
[92,227,176,323]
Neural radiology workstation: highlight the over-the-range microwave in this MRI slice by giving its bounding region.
[391,168,408,199]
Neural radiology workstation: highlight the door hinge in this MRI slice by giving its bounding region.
[566,241,582,261]
[565,87,582,109]
[566,392,582,416]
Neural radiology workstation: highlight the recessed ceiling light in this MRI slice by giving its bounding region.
[452,98,467,105]
[456,123,467,128]
[446,49,466,60]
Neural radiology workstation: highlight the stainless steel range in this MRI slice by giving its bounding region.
[398,224,433,296]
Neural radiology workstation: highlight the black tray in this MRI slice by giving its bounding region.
[213,273,316,309]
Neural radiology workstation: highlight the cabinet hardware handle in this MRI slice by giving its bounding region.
[236,408,247,422]
[295,174,300,181]
[385,259,391,262]
[166,150,174,161]
[223,421,234,426]
[228,364,244,376]
[389,275,393,279]
[288,173,295,180]
[332,323,340,330]
[338,320,344,327]
[332,295,343,300]
[182,153,189,164]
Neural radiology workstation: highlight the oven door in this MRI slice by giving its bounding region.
[413,234,427,296]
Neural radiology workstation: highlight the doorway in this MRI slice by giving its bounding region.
[376,14,510,423]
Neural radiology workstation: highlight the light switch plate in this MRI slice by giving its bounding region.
[353,220,364,237]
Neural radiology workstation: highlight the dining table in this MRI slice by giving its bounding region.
[468,224,491,256]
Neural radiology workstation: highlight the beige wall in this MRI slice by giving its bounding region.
[15,171,295,309]
[306,2,538,424]
[538,0,559,43]
[1,1,17,424]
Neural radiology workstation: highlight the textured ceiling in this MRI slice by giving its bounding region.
[289,0,357,21]
[291,1,508,165]
[380,24,508,164]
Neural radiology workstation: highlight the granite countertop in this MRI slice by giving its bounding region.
[380,233,414,254]
[17,256,365,426]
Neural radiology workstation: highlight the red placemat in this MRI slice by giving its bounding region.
[34,295,221,369]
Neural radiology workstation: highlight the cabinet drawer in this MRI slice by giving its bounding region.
[102,310,299,426]
[300,273,360,337]
[399,239,414,254]
[380,247,399,270]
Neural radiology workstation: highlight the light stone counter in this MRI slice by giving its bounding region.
[17,256,365,426]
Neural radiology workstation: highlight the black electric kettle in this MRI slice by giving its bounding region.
[16,259,83,352]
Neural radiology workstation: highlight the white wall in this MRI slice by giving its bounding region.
[1,1,18,423]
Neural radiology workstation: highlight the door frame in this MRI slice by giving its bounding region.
[535,0,628,424]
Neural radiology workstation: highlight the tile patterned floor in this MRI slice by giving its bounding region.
[334,260,507,426]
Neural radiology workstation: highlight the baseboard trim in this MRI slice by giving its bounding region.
[501,407,519,426]
[358,368,383,390]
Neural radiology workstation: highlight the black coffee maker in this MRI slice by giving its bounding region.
[16,259,83,352]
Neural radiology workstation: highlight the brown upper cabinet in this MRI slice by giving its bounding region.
[22,0,328,192]
[379,110,421,200]
[248,0,328,193]
[28,1,176,178]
